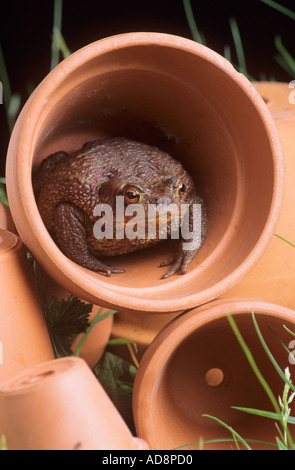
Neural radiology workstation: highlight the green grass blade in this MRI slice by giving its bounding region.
[0,435,7,451]
[74,308,117,357]
[275,234,295,249]
[260,0,295,21]
[174,437,277,450]
[108,338,138,351]
[203,414,252,450]
[7,93,21,132]
[183,0,205,44]
[251,313,295,449]
[0,184,8,206]
[274,53,295,77]
[224,44,232,63]
[251,313,295,394]
[51,0,63,70]
[232,406,295,425]
[229,17,247,76]
[227,314,281,414]
[276,435,288,450]
[0,43,11,108]
[283,325,295,338]
[274,35,295,75]
[52,28,71,60]
[91,309,117,325]
[0,43,21,132]
[267,325,293,360]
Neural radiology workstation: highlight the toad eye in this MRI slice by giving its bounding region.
[123,186,142,204]
[176,182,185,198]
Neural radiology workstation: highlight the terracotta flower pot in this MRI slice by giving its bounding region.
[0,228,54,386]
[133,298,295,450]
[71,309,113,369]
[222,82,295,310]
[6,33,283,315]
[0,356,149,450]
[35,265,114,368]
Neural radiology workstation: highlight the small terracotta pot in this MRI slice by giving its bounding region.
[133,298,295,450]
[36,265,113,368]
[6,33,284,314]
[0,202,15,233]
[71,309,113,369]
[223,82,295,311]
[0,228,54,385]
[0,356,149,450]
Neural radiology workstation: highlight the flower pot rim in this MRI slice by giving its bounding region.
[8,32,284,312]
[134,297,295,366]
[0,356,81,395]
[0,228,20,255]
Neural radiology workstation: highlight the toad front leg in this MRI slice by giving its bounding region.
[53,203,125,276]
[160,196,208,279]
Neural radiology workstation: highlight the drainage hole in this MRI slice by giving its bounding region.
[205,368,225,387]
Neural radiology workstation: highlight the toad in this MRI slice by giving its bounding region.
[33,137,207,278]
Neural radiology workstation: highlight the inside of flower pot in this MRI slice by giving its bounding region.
[27,36,280,309]
[147,313,294,450]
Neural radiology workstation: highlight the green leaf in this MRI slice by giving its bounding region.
[93,351,137,433]
[44,294,92,357]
